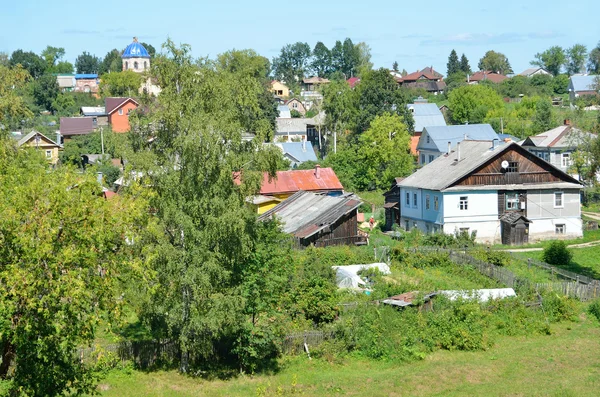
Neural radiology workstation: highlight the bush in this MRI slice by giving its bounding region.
[542,293,578,322]
[588,299,600,322]
[471,249,511,267]
[542,241,573,265]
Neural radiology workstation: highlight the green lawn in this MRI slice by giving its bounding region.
[97,317,600,396]
[494,228,600,250]
[512,245,600,280]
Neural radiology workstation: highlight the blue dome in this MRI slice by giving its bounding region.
[122,38,150,59]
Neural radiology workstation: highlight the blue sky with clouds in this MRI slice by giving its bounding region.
[2,0,598,75]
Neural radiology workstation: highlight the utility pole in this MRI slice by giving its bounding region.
[100,127,105,156]
[501,117,504,134]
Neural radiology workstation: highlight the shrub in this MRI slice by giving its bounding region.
[471,249,511,267]
[542,293,578,322]
[588,299,600,322]
[542,241,573,265]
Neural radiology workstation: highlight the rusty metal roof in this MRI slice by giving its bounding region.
[258,190,361,239]
[258,166,343,195]
[381,291,437,307]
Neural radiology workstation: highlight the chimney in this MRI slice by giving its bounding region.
[97,172,103,185]
[564,119,571,126]
[457,142,461,161]
[56,131,62,146]
[315,164,321,179]
[447,141,452,155]
[302,137,306,152]
[492,138,499,150]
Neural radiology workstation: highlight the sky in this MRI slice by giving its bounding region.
[2,0,599,76]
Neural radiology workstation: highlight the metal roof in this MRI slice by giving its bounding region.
[274,141,318,164]
[60,117,95,136]
[519,67,551,77]
[14,131,61,147]
[75,74,98,79]
[399,140,582,191]
[407,103,446,132]
[569,75,598,92]
[278,105,291,118]
[521,125,594,148]
[418,124,498,152]
[81,106,106,116]
[258,190,361,239]
[122,38,150,59]
[105,97,139,115]
[255,166,343,195]
[276,118,310,135]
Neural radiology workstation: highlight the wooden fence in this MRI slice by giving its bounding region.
[518,256,600,286]
[281,331,335,355]
[77,340,179,369]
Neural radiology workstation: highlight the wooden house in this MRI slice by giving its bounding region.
[12,131,62,165]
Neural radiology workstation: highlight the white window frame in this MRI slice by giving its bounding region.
[506,193,519,210]
[554,191,564,208]
[426,135,430,144]
[421,154,425,164]
[555,224,566,234]
[459,196,468,211]
[428,154,434,163]
[45,150,52,159]
[561,153,571,168]
[118,108,123,116]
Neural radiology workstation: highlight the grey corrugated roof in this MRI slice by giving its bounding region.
[570,75,598,92]
[81,106,106,116]
[519,67,550,76]
[399,140,581,191]
[276,118,310,135]
[258,191,361,239]
[418,124,498,152]
[521,126,595,148]
[407,103,447,132]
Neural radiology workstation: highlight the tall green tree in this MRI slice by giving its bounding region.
[140,42,156,58]
[587,42,600,74]
[0,139,149,396]
[448,84,504,124]
[75,51,100,74]
[9,50,46,78]
[355,42,373,75]
[0,64,33,126]
[99,70,142,97]
[32,73,59,111]
[460,53,472,74]
[531,46,566,76]
[311,42,331,77]
[99,49,123,74]
[478,50,512,74]
[40,45,72,73]
[271,42,311,87]
[565,44,588,75]
[392,61,399,72]
[532,98,553,133]
[447,49,460,75]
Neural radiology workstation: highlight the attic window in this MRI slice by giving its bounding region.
[426,135,430,144]
[506,161,518,173]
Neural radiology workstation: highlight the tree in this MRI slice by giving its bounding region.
[0,139,149,395]
[447,49,460,76]
[342,38,360,77]
[531,98,553,133]
[460,53,471,74]
[99,49,123,74]
[587,42,600,74]
[355,42,373,75]
[311,42,331,77]
[0,52,8,67]
[53,61,74,73]
[392,61,399,72]
[40,45,69,73]
[271,42,311,87]
[478,50,512,74]
[448,84,504,124]
[134,39,285,373]
[531,46,566,76]
[32,73,59,111]
[140,42,156,58]
[565,44,588,75]
[75,51,100,74]
[0,64,33,127]
[9,50,46,78]
[99,70,142,97]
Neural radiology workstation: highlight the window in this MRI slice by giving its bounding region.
[405,220,409,231]
[118,108,123,116]
[125,61,128,70]
[143,61,147,70]
[413,193,418,208]
[426,135,430,144]
[425,195,430,210]
[45,150,52,159]
[434,196,439,211]
[555,224,566,234]
[421,154,425,164]
[506,161,519,173]
[134,61,139,70]
[428,155,434,163]
[92,117,97,126]
[292,102,298,108]
[562,153,571,168]
[537,151,549,161]
[459,196,468,210]
[506,193,520,210]
[459,227,470,234]
[405,192,410,207]
[554,192,564,208]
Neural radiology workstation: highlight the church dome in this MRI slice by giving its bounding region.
[122,37,150,59]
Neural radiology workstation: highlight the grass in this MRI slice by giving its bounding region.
[494,228,600,250]
[97,316,600,396]
[512,245,600,280]
[356,190,385,207]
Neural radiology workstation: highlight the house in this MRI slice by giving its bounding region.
[383,177,404,230]
[568,75,599,102]
[275,117,312,142]
[12,131,62,165]
[237,165,344,213]
[105,97,139,133]
[302,76,330,91]
[56,74,75,92]
[80,106,108,126]
[122,37,150,73]
[285,98,306,115]
[390,140,583,244]
[467,71,508,84]
[519,68,552,77]
[416,124,499,165]
[258,190,363,247]
[271,80,290,98]
[521,120,595,177]
[406,101,447,135]
[59,117,95,141]
[74,74,99,93]
[347,77,360,88]
[396,67,446,94]
[271,141,318,168]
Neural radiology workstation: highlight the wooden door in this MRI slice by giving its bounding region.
[514,224,526,245]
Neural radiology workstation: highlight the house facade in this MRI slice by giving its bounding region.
[521,121,594,177]
[416,124,499,165]
[271,81,290,98]
[74,74,99,93]
[286,98,306,115]
[396,67,446,94]
[12,131,62,165]
[390,140,583,244]
[105,97,139,133]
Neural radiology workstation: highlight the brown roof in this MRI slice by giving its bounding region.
[400,67,443,82]
[60,117,95,136]
[105,97,139,115]
[404,81,447,92]
[469,71,508,84]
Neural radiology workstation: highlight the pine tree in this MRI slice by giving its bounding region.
[392,61,399,72]
[460,53,471,74]
[447,49,460,75]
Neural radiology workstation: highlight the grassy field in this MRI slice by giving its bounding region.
[97,316,600,396]
[494,228,600,250]
[513,244,600,280]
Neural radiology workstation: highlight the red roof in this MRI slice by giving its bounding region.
[237,167,344,195]
[468,71,508,84]
[410,136,420,155]
[347,77,361,88]
[400,67,443,83]
[103,191,117,199]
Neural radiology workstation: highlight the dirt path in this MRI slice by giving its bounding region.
[582,211,600,221]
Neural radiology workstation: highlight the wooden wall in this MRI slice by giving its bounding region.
[303,210,360,247]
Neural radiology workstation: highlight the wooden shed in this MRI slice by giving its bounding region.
[500,212,532,245]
